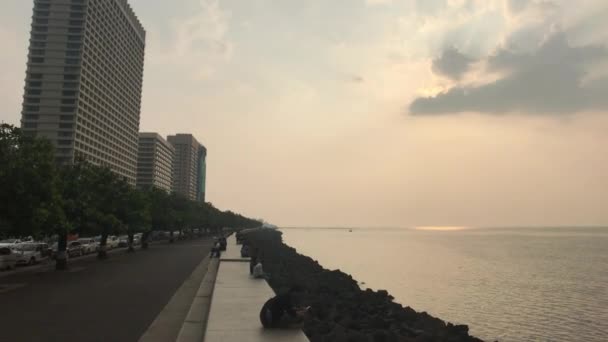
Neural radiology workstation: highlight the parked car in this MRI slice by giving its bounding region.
[118,235,129,248]
[0,239,22,247]
[13,243,50,266]
[0,247,17,270]
[106,236,120,249]
[150,231,169,241]
[67,241,85,258]
[133,233,143,246]
[77,238,97,254]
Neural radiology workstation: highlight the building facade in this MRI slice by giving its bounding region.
[136,133,174,192]
[167,134,207,202]
[20,0,146,184]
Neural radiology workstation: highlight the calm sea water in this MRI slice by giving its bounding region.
[281,227,608,342]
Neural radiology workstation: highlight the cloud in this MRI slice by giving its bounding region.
[150,0,233,80]
[365,0,394,6]
[431,47,475,80]
[409,32,608,115]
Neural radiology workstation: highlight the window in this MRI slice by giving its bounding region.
[59,123,74,129]
[28,81,42,87]
[64,66,79,73]
[33,26,48,33]
[35,18,49,24]
[60,114,74,120]
[31,57,44,63]
[32,34,46,40]
[23,123,37,129]
[30,73,43,79]
[68,35,81,41]
[24,114,39,120]
[63,82,78,89]
[27,89,42,95]
[67,43,81,49]
[26,98,41,104]
[68,28,82,34]
[62,90,77,96]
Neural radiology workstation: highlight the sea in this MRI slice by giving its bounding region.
[281,227,608,342]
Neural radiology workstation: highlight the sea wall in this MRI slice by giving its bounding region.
[241,229,484,342]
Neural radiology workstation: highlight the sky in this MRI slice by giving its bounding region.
[1,0,607,228]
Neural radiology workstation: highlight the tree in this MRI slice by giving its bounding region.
[0,124,64,240]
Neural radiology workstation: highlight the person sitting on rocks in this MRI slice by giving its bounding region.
[259,286,310,329]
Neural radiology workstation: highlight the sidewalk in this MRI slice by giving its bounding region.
[203,235,309,341]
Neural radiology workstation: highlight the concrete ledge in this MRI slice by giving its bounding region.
[139,252,213,342]
[176,258,219,342]
[220,258,250,262]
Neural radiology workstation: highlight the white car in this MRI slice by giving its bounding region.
[0,239,22,248]
[0,247,18,270]
[77,238,97,254]
[107,236,120,249]
[13,243,49,266]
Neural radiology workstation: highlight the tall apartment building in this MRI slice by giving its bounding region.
[136,133,174,193]
[167,134,207,202]
[20,0,146,184]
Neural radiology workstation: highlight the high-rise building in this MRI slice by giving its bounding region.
[136,133,174,193]
[167,134,207,202]
[20,0,146,184]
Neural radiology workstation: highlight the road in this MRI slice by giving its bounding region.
[0,238,213,342]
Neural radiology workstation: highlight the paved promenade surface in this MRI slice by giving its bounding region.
[205,234,309,342]
[0,238,213,342]
[219,234,248,261]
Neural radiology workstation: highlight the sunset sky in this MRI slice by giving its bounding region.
[1,0,607,227]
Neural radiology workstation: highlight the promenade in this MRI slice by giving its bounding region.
[203,234,309,341]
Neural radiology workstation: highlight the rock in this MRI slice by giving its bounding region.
[239,229,485,342]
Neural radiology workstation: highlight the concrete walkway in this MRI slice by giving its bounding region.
[204,235,309,341]
[219,235,248,262]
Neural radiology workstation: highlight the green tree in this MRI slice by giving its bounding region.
[0,124,64,240]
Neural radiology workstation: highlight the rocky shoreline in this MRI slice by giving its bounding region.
[241,229,484,342]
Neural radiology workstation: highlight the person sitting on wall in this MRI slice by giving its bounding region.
[259,286,310,329]
[249,247,259,275]
[219,237,227,251]
[210,240,221,258]
[252,261,268,279]
[240,244,250,258]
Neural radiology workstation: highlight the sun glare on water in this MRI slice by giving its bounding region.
[414,226,469,231]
